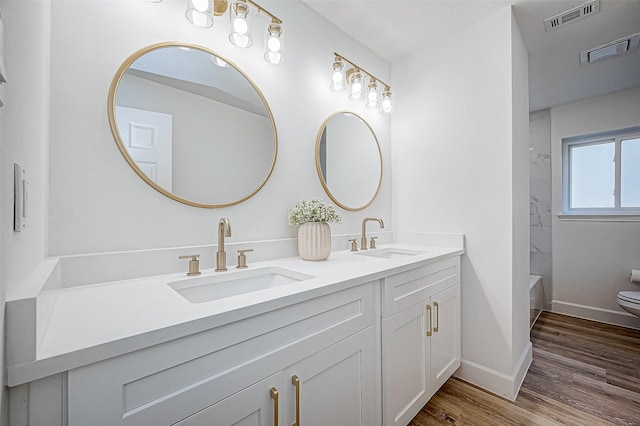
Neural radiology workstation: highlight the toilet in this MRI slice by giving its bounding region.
[617,291,640,317]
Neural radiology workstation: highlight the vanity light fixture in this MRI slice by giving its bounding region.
[174,0,284,64]
[229,0,253,48]
[330,56,346,92]
[185,0,216,28]
[366,78,379,109]
[264,21,284,64]
[330,52,393,115]
[348,69,364,100]
[381,87,394,115]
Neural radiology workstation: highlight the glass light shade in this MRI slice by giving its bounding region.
[185,0,214,27]
[264,22,284,64]
[211,56,229,67]
[381,88,394,115]
[349,70,364,100]
[329,59,346,92]
[365,79,379,109]
[229,0,253,48]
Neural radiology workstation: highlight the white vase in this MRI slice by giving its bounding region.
[298,222,331,261]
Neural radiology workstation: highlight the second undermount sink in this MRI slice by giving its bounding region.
[168,267,315,303]
[356,247,428,259]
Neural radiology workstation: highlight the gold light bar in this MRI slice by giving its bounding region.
[334,51,391,90]
[247,0,282,24]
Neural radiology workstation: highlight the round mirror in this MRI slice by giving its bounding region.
[108,42,277,208]
[315,112,382,210]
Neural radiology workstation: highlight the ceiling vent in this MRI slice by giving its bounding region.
[580,33,640,65]
[544,0,600,32]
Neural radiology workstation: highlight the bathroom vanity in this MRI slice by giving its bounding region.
[6,244,462,426]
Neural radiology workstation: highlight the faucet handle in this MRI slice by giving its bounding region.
[348,239,358,252]
[179,254,201,276]
[237,249,254,269]
[369,237,378,249]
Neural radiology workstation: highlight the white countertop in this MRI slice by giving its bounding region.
[7,244,463,386]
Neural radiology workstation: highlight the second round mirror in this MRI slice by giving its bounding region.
[316,112,382,210]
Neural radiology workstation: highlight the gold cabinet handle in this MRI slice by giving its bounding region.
[434,301,439,333]
[426,305,432,336]
[292,375,300,426]
[270,387,279,426]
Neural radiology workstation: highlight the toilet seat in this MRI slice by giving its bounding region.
[618,291,640,304]
[617,291,640,317]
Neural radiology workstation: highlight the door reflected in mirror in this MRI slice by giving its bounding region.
[316,112,382,210]
[108,42,277,208]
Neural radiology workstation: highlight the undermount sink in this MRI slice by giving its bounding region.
[168,267,315,303]
[355,247,428,259]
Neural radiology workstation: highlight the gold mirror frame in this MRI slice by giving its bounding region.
[107,42,278,208]
[315,111,383,211]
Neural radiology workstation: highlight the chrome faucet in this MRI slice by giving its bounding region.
[216,218,232,271]
[361,217,384,250]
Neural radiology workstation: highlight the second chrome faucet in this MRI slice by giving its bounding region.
[216,218,232,271]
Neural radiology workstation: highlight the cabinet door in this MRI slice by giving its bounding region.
[174,373,282,426]
[282,326,378,426]
[381,301,430,426]
[430,283,461,393]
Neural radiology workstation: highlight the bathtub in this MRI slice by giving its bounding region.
[530,275,543,328]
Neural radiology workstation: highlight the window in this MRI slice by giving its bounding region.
[562,127,640,216]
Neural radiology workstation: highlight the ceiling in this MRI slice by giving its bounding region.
[302,0,640,111]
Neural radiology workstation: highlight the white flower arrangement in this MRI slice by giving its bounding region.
[287,198,342,227]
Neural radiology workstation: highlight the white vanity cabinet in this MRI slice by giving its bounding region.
[9,248,464,426]
[381,257,461,426]
[174,327,378,426]
[65,282,380,426]
[281,326,378,426]
[174,372,282,426]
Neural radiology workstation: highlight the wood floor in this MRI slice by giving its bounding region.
[410,312,640,425]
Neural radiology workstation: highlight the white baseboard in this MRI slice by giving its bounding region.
[455,342,532,401]
[552,301,640,330]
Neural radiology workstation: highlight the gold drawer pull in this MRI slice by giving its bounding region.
[434,301,440,333]
[292,375,300,426]
[426,305,433,336]
[270,387,279,426]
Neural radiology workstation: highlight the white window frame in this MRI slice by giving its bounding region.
[561,126,640,219]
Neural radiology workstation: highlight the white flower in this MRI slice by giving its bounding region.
[287,198,341,226]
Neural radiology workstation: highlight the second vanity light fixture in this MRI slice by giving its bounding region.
[330,52,394,115]
[167,0,284,64]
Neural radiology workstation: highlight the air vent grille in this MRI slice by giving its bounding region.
[580,33,640,65]
[562,9,581,24]
[544,0,600,32]
[583,3,596,14]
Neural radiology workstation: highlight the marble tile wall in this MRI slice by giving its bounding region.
[529,110,552,309]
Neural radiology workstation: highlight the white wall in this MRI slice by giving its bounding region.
[510,11,530,375]
[392,6,530,399]
[0,1,51,422]
[47,0,391,256]
[551,85,640,330]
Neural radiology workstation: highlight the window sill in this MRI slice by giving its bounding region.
[558,214,640,222]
